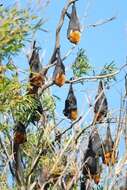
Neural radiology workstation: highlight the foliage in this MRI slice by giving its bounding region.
[0,4,43,58]
[72,48,91,77]
[0,1,125,190]
[100,61,117,86]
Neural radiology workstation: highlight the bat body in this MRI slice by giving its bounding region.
[14,122,27,144]
[81,133,102,188]
[13,122,27,183]
[82,148,100,185]
[63,84,78,120]
[52,48,65,87]
[88,128,102,157]
[94,80,108,123]
[67,3,81,44]
[31,97,43,124]
[28,41,44,94]
[102,126,116,166]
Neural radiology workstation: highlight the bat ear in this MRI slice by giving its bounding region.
[67,3,81,44]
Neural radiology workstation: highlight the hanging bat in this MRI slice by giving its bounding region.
[52,48,65,87]
[13,122,27,184]
[30,97,43,125]
[88,128,102,157]
[63,83,78,121]
[28,41,44,94]
[67,2,81,44]
[102,125,116,166]
[82,147,101,185]
[14,122,27,145]
[94,80,108,123]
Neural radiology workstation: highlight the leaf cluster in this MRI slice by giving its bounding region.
[72,48,91,77]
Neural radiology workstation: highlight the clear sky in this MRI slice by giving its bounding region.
[4,0,127,153]
[2,0,127,187]
[9,0,127,148]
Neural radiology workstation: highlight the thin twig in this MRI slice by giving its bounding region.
[87,16,116,28]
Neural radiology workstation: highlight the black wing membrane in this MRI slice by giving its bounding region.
[94,80,108,123]
[63,84,78,120]
[28,41,44,94]
[52,48,65,87]
[82,148,101,185]
[29,41,42,73]
[88,128,102,156]
[102,125,116,166]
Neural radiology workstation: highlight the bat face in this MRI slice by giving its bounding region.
[67,3,81,44]
[63,84,78,120]
[94,80,108,123]
[14,122,27,144]
[92,174,100,185]
[102,151,116,166]
[52,48,65,87]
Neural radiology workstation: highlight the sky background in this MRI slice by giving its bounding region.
[12,0,127,150]
[1,0,127,187]
[3,0,127,160]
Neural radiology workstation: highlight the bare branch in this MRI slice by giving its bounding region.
[87,16,116,28]
[0,137,15,177]
[66,70,119,84]
[55,0,77,49]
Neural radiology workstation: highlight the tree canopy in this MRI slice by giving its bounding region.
[0,1,126,190]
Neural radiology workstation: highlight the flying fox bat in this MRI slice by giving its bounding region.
[67,2,81,44]
[52,48,65,87]
[82,147,101,185]
[28,41,44,94]
[63,83,78,121]
[94,80,108,123]
[102,125,116,166]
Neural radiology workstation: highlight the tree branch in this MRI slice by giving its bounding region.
[87,16,116,28]
[0,137,15,177]
[55,0,77,49]
[65,70,119,84]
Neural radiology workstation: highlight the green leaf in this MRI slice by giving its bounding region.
[72,48,91,77]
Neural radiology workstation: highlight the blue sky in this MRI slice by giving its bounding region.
[2,0,126,187]
[11,0,127,148]
[4,0,127,152]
